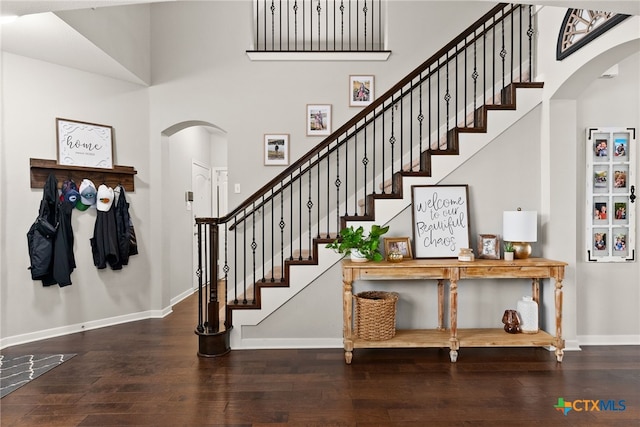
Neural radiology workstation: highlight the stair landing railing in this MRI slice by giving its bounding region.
[195,3,537,356]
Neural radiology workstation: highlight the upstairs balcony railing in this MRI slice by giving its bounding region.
[196,3,537,353]
[249,0,386,52]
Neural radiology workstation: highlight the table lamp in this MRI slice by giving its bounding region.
[503,208,537,259]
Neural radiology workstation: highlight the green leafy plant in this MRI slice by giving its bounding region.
[504,241,514,252]
[326,224,390,262]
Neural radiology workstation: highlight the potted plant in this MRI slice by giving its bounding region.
[326,224,389,262]
[504,241,515,261]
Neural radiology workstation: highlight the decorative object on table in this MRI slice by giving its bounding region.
[326,224,389,262]
[503,241,515,261]
[306,104,332,136]
[477,234,500,259]
[349,75,374,107]
[384,237,412,262]
[517,296,539,334]
[354,291,399,340]
[264,134,290,166]
[503,208,537,259]
[411,185,471,258]
[502,309,521,334]
[457,248,475,262]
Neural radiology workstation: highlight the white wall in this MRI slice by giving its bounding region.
[0,53,151,345]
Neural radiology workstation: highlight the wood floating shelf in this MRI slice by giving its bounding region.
[30,158,137,192]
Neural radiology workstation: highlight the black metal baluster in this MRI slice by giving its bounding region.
[501,8,506,97]
[340,0,344,51]
[344,136,349,213]
[287,0,290,51]
[256,1,260,50]
[261,196,266,282]
[473,30,478,127]
[279,183,285,281]
[483,21,486,106]
[445,53,450,146]
[223,222,229,327]
[233,216,238,304]
[298,168,303,260]
[363,120,369,214]
[372,111,377,194]
[307,161,313,259]
[409,84,413,171]
[528,6,534,81]
[381,108,386,193]
[510,5,514,85]
[317,153,321,238]
[335,143,341,230]
[418,74,424,171]
[251,203,257,300]
[437,59,440,147]
[492,14,496,104]
[290,172,294,261]
[271,188,275,281]
[242,210,247,304]
[519,5,522,82]
[390,96,396,193]
[326,147,330,237]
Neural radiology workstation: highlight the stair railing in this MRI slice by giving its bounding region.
[195,3,536,346]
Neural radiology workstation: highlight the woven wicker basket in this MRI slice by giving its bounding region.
[354,291,399,341]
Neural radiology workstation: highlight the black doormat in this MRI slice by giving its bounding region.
[0,353,76,398]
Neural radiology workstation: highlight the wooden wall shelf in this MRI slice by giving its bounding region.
[30,158,137,192]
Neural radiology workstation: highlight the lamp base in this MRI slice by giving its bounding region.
[512,242,532,259]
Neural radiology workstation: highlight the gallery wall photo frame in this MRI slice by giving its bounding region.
[56,118,114,169]
[264,133,290,166]
[585,127,636,262]
[349,75,374,107]
[411,185,471,259]
[306,104,332,136]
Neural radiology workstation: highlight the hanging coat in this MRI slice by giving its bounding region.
[27,174,58,282]
[114,185,136,265]
[51,201,76,287]
[91,203,122,270]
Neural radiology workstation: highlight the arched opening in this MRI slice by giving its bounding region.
[161,120,228,305]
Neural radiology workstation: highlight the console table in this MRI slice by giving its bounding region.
[341,258,567,364]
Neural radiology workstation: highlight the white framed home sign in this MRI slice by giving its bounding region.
[585,127,636,262]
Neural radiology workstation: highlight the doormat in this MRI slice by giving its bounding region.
[0,353,76,398]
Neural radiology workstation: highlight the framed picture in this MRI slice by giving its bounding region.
[477,234,500,259]
[411,185,471,258]
[264,134,290,166]
[56,118,114,169]
[306,104,331,136]
[349,75,374,107]
[384,237,413,260]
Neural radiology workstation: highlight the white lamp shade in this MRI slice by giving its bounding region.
[503,210,537,242]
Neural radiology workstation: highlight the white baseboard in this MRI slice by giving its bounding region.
[0,306,173,350]
[578,335,640,346]
[232,337,343,350]
[171,288,197,306]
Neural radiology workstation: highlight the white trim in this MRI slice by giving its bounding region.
[0,306,173,350]
[246,51,391,61]
[233,337,343,350]
[578,335,640,346]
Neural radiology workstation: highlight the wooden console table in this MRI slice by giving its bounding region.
[342,258,567,364]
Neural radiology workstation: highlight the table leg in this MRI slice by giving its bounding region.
[437,279,445,331]
[554,276,565,363]
[449,279,459,362]
[531,278,540,304]
[343,275,354,364]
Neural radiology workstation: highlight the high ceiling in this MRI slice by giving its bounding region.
[2,1,640,18]
[1,1,638,85]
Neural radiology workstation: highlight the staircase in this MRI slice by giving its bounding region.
[194,3,542,354]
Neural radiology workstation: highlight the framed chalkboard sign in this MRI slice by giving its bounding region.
[411,185,471,258]
[56,118,114,169]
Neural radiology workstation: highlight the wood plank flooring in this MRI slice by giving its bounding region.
[2,293,639,426]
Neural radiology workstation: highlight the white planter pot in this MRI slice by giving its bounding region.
[350,250,369,262]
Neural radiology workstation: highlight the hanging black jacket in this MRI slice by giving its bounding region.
[91,203,122,270]
[27,174,76,286]
[114,185,134,265]
[27,174,58,282]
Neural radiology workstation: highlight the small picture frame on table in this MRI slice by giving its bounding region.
[306,104,331,136]
[477,234,500,259]
[384,237,413,260]
[264,134,289,166]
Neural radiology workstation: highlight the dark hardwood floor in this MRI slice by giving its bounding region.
[2,293,638,426]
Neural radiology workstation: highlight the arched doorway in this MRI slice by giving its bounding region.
[162,121,228,305]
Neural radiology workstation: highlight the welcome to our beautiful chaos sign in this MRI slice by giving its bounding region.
[411,185,470,258]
